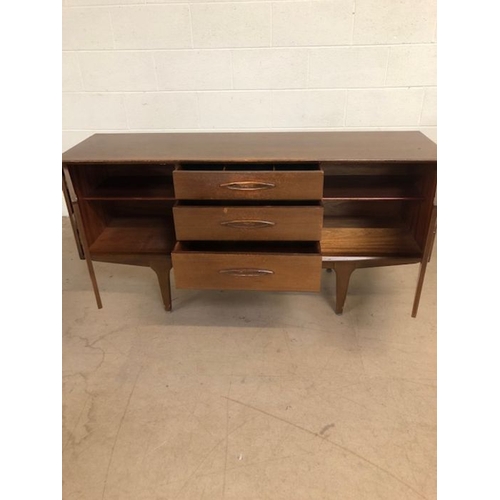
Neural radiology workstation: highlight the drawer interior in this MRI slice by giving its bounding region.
[176,162,320,171]
[174,241,320,255]
[175,200,322,207]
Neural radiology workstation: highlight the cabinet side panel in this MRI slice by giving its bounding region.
[412,163,437,250]
[67,165,108,246]
[62,168,85,259]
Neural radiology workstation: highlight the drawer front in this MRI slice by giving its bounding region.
[173,170,323,200]
[173,205,323,241]
[172,251,321,292]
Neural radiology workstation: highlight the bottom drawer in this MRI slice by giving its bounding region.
[172,242,321,292]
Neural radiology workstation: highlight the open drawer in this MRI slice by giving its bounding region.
[173,162,323,200]
[172,241,321,292]
[173,202,323,241]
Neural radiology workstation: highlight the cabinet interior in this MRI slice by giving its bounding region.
[70,160,435,259]
[320,161,436,257]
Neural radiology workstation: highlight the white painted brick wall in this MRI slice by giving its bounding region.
[62,0,437,214]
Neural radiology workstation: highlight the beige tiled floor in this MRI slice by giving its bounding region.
[62,218,436,500]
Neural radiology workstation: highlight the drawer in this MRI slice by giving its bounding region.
[173,163,323,200]
[172,242,321,292]
[173,203,323,241]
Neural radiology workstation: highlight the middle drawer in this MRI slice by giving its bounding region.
[173,203,323,241]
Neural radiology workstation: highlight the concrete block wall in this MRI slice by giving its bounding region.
[62,0,437,212]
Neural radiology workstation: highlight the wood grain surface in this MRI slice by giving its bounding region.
[62,131,437,163]
[173,169,323,200]
[173,204,323,241]
[172,243,321,292]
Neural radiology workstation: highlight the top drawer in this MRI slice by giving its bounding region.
[173,162,323,200]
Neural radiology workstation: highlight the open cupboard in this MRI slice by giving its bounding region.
[62,131,436,317]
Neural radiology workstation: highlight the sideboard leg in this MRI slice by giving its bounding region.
[333,263,357,315]
[411,260,429,318]
[150,259,173,312]
[412,206,437,317]
[428,231,436,263]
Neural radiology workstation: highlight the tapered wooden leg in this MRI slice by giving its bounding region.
[412,260,429,318]
[412,206,437,317]
[333,262,357,315]
[85,258,102,309]
[73,201,102,308]
[150,259,173,311]
[63,166,102,309]
[427,227,436,263]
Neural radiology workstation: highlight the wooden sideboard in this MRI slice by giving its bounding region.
[62,131,437,317]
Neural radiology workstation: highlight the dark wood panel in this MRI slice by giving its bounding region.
[320,162,435,175]
[69,163,176,200]
[322,199,405,218]
[100,200,175,218]
[62,131,437,163]
[173,204,323,241]
[84,176,175,200]
[322,216,407,229]
[323,175,424,201]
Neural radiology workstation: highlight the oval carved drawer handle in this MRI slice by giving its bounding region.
[219,268,274,277]
[219,181,276,191]
[220,219,276,229]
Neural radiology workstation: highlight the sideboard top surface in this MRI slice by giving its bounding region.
[62,131,437,164]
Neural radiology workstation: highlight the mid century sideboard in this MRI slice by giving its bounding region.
[62,131,437,317]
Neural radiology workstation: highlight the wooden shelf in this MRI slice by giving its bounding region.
[89,217,175,255]
[323,176,423,201]
[321,217,422,257]
[84,176,174,200]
